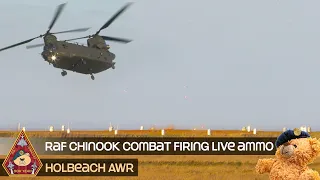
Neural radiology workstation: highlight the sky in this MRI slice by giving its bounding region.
[0,0,320,131]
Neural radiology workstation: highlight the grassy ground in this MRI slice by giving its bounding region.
[0,130,319,179]
[0,155,274,180]
[0,129,313,137]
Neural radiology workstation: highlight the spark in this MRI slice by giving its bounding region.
[51,55,57,61]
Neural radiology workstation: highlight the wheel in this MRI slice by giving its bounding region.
[61,71,67,76]
[91,75,95,80]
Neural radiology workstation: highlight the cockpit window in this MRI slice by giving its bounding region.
[44,43,56,51]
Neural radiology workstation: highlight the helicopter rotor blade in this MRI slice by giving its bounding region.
[26,43,45,49]
[25,28,91,49]
[95,2,133,35]
[0,36,40,52]
[101,36,132,43]
[63,35,90,42]
[46,3,67,34]
[51,27,91,35]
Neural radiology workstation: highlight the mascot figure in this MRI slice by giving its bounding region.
[256,128,320,180]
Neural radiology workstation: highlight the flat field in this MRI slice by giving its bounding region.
[0,129,319,180]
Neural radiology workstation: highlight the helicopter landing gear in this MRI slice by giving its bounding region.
[61,70,67,76]
[111,62,115,69]
[88,68,95,80]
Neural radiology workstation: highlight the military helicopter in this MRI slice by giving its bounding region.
[0,2,133,80]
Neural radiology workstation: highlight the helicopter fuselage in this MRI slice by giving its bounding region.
[41,39,116,74]
[0,2,132,80]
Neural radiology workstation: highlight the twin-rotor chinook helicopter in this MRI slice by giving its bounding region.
[0,2,133,80]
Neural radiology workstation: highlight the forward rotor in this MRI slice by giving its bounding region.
[0,3,90,52]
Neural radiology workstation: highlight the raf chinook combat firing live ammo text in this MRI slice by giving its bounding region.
[0,2,133,80]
